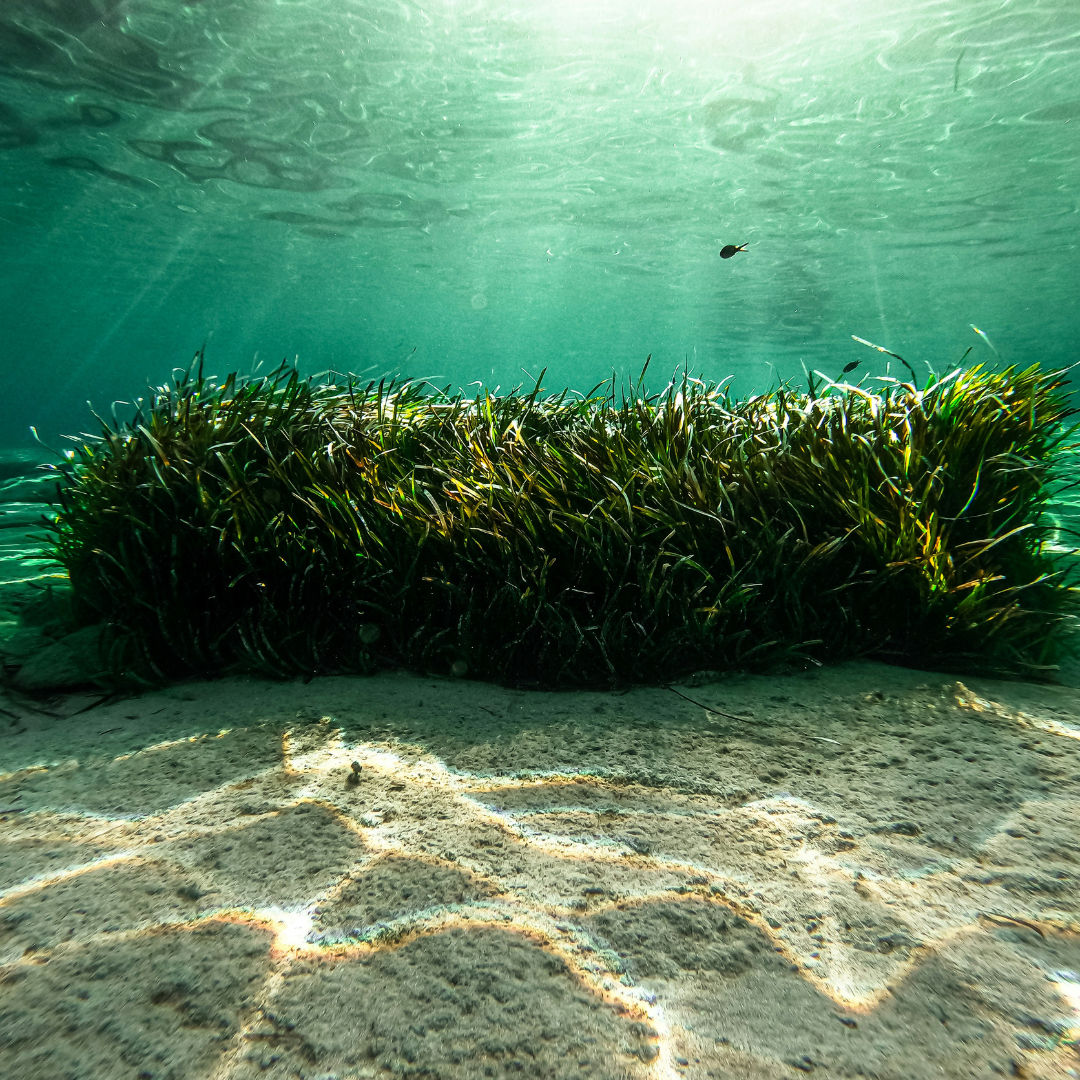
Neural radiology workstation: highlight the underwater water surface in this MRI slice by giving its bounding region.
[0,0,1078,445]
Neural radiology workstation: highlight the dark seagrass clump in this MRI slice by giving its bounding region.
[44,356,1078,687]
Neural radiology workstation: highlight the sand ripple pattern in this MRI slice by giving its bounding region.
[2,667,1080,1076]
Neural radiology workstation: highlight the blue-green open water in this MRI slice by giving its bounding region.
[0,0,1078,447]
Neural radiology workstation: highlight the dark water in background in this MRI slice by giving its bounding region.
[0,0,1078,447]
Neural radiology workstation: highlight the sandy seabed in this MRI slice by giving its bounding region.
[1,656,1079,1080]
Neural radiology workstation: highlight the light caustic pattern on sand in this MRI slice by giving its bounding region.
[2,710,1080,1079]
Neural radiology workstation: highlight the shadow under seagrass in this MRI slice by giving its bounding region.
[43,358,1078,688]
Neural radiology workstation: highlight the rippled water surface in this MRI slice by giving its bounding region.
[0,0,1077,441]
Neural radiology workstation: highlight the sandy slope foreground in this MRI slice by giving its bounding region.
[0,657,1078,1080]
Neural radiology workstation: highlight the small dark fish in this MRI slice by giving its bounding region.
[842,360,860,373]
[719,244,748,259]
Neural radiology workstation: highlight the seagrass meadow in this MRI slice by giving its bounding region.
[43,356,1079,689]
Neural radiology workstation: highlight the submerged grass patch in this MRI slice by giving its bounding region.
[44,358,1078,687]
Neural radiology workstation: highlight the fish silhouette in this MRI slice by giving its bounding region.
[842,361,860,373]
[719,244,748,259]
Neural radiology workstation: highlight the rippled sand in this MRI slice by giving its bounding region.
[1,663,1079,1079]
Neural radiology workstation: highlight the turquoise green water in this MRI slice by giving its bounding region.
[1,0,1078,445]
